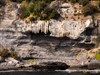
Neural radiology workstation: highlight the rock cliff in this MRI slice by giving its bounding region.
[0,1,100,70]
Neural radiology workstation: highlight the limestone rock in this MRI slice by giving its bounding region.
[88,60,100,70]
[0,1,100,70]
[58,3,75,18]
[0,3,17,27]
[15,18,93,39]
[0,57,20,70]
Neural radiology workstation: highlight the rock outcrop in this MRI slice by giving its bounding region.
[16,18,92,39]
[14,2,94,39]
[0,1,100,70]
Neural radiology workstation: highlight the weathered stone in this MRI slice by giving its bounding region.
[5,57,19,64]
[0,57,20,70]
[15,18,93,39]
[88,60,100,70]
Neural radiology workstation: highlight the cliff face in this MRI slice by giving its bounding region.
[0,1,100,70]
[15,3,94,39]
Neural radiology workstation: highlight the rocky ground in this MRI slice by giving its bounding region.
[0,1,99,71]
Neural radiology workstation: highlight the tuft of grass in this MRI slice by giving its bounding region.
[25,59,37,63]
[95,53,100,60]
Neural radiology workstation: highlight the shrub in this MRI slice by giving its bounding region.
[18,0,30,19]
[28,2,34,13]
[18,6,30,19]
[21,0,28,7]
[18,0,60,21]
[0,48,18,59]
[0,48,9,58]
[43,8,60,20]
[10,51,18,59]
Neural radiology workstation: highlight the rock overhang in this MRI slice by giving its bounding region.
[16,18,93,39]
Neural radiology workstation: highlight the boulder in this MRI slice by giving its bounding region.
[5,57,19,64]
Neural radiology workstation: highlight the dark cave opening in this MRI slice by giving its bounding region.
[84,28,94,36]
[22,30,71,41]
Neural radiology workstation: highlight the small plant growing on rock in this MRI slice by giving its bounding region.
[18,6,30,19]
[24,59,37,63]
[0,48,18,59]
[18,0,30,19]
[95,50,100,60]
[0,48,9,58]
[95,53,100,60]
[10,51,18,59]
[18,0,60,21]
[28,2,34,13]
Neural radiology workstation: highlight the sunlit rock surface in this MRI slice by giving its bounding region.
[16,18,92,39]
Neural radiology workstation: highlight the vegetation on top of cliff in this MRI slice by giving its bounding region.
[18,0,60,21]
[8,0,100,21]
[68,0,100,16]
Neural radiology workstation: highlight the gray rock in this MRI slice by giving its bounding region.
[88,60,100,70]
[0,2,100,70]
[0,58,20,70]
